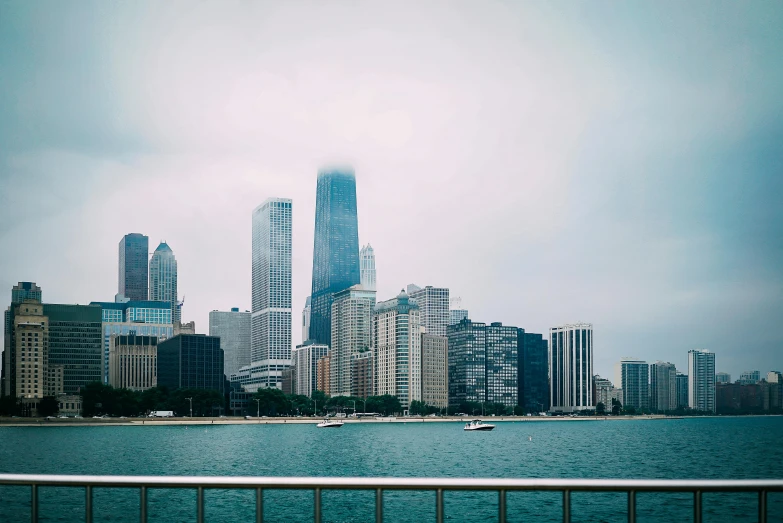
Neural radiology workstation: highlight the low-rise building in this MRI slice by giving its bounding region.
[157,334,224,392]
[108,334,158,391]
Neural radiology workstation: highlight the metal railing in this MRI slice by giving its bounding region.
[0,474,781,523]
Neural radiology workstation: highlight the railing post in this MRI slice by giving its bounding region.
[498,490,507,523]
[140,486,147,523]
[85,485,92,523]
[197,487,204,523]
[436,488,444,523]
[314,487,321,523]
[30,484,38,523]
[694,490,702,523]
[759,490,767,523]
[563,490,571,523]
[256,487,263,523]
[628,490,636,523]
[375,488,383,523]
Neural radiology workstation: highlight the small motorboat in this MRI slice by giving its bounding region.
[316,418,344,428]
[464,419,495,431]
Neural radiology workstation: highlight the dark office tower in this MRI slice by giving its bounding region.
[519,331,550,413]
[309,168,361,347]
[43,304,103,394]
[119,234,149,301]
[158,334,224,393]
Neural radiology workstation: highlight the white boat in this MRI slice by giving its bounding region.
[464,419,495,431]
[316,418,344,428]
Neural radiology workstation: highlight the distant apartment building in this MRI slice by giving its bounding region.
[374,290,421,407]
[292,342,329,397]
[209,308,251,379]
[615,359,649,411]
[108,334,157,391]
[281,366,296,395]
[739,371,761,385]
[350,351,374,400]
[715,372,731,384]
[549,324,594,413]
[421,333,448,409]
[519,332,549,413]
[649,361,677,412]
[149,242,179,324]
[316,355,330,394]
[360,244,377,291]
[766,372,783,410]
[330,285,375,397]
[157,334,224,393]
[688,349,716,412]
[448,296,468,326]
[593,376,615,410]
[3,283,44,398]
[676,373,689,409]
[12,301,57,410]
[717,383,766,413]
[407,285,450,337]
[118,233,149,301]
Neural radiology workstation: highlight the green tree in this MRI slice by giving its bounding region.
[38,396,60,417]
[611,398,622,416]
[596,402,606,416]
[409,400,427,416]
[251,387,291,416]
[365,395,402,415]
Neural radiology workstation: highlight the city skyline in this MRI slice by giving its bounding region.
[1,2,782,380]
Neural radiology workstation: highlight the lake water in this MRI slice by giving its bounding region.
[1,417,782,522]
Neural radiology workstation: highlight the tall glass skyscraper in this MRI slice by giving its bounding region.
[119,233,149,301]
[688,349,716,412]
[149,242,179,323]
[309,168,360,347]
[549,323,594,413]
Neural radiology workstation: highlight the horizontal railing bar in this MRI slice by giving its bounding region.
[0,475,782,492]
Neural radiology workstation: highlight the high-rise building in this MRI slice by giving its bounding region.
[330,284,375,397]
[614,358,649,411]
[44,304,103,394]
[119,233,149,301]
[519,332,549,413]
[11,301,60,409]
[715,372,732,384]
[408,285,450,337]
[676,372,688,408]
[448,296,468,326]
[360,244,376,291]
[149,242,179,323]
[420,333,448,409]
[249,197,292,390]
[309,168,361,347]
[649,361,677,412]
[374,290,421,407]
[302,296,311,343]
[593,376,615,411]
[157,334,224,393]
[549,323,594,413]
[3,283,44,397]
[292,342,329,397]
[739,370,761,385]
[11,282,42,304]
[350,351,374,400]
[108,334,158,391]
[209,308,251,379]
[688,349,716,412]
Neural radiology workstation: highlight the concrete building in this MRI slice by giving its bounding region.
[3,282,44,398]
[108,334,157,391]
[316,355,330,394]
[119,233,149,301]
[209,308,251,380]
[408,285,450,337]
[149,242,179,324]
[309,168,361,347]
[649,361,677,412]
[12,301,55,409]
[593,376,615,411]
[329,284,375,397]
[676,372,688,408]
[281,366,296,395]
[350,351,374,400]
[420,333,448,409]
[739,371,761,385]
[519,332,549,413]
[174,321,196,336]
[614,359,649,411]
[374,290,421,407]
[157,334,224,393]
[360,244,376,291]
[292,342,329,397]
[250,197,292,390]
[715,372,732,384]
[302,296,311,343]
[688,349,716,412]
[550,323,594,413]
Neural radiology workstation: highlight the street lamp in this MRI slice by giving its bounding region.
[254,398,261,418]
[351,400,356,416]
[186,397,193,418]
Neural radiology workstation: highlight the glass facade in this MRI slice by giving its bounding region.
[519,332,550,412]
[616,359,650,411]
[157,334,224,393]
[309,169,361,347]
[447,319,487,406]
[119,234,149,301]
[43,304,103,394]
[209,309,251,379]
[688,349,715,412]
[149,242,179,324]
[550,324,594,412]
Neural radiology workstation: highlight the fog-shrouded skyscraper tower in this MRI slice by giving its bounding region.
[360,244,376,291]
[119,233,149,301]
[309,168,361,347]
[251,198,292,388]
[149,242,179,323]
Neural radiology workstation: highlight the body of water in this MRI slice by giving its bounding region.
[1,417,781,522]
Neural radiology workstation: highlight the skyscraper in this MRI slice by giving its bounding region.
[330,285,375,397]
[676,372,689,408]
[688,349,716,412]
[11,282,42,304]
[519,332,549,413]
[302,296,311,343]
[209,308,251,379]
[3,282,44,397]
[119,234,149,301]
[149,242,179,323]
[360,244,376,291]
[408,285,450,337]
[448,296,468,326]
[292,342,329,397]
[310,168,361,347]
[549,323,594,413]
[250,197,292,390]
[374,290,421,407]
[421,333,448,409]
[614,358,649,411]
[649,361,677,412]
[44,303,103,394]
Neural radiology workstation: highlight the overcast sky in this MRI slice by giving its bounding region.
[1,1,781,380]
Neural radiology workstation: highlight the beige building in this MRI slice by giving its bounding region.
[350,351,373,400]
[421,332,448,409]
[316,355,330,394]
[374,290,421,407]
[108,334,158,391]
[330,285,375,397]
